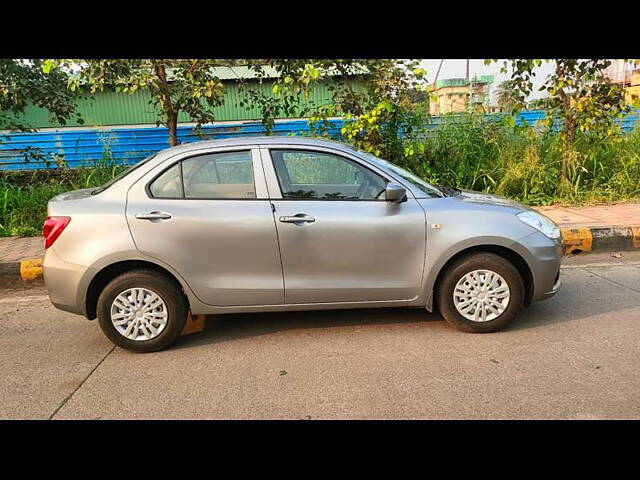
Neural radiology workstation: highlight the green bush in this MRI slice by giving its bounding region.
[410,116,640,206]
[0,160,125,237]
[1,117,639,237]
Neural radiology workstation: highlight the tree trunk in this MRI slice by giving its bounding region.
[152,60,179,147]
[561,116,574,185]
[167,112,178,147]
[556,60,574,188]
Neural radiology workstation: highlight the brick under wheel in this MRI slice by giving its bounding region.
[436,253,525,333]
[97,269,187,352]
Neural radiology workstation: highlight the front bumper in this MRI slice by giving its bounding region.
[537,270,562,302]
[516,231,563,303]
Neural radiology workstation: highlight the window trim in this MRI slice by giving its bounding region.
[145,148,262,201]
[265,147,394,202]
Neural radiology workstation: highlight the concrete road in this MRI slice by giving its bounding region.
[1,251,640,420]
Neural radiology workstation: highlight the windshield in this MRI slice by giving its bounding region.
[357,151,443,198]
[91,154,157,195]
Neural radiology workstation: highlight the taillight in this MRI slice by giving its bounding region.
[43,216,71,249]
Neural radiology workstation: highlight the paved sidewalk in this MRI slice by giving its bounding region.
[0,237,44,263]
[0,202,639,267]
[537,202,640,228]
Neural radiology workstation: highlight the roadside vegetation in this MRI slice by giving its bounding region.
[1,154,125,237]
[411,115,640,206]
[1,58,639,237]
[2,117,639,237]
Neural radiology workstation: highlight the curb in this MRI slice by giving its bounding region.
[0,258,44,289]
[560,225,640,255]
[1,226,639,288]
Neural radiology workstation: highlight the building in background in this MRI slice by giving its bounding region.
[606,60,632,85]
[605,60,640,105]
[0,67,366,170]
[429,76,494,115]
[11,67,366,130]
[625,70,640,105]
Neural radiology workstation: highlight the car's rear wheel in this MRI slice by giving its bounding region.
[97,269,187,352]
[436,252,524,333]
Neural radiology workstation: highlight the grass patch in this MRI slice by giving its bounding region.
[1,162,125,237]
[2,119,640,237]
[410,117,640,206]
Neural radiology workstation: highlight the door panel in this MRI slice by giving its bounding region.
[126,148,284,306]
[263,147,426,304]
[272,200,426,303]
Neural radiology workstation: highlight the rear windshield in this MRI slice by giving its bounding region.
[92,154,157,195]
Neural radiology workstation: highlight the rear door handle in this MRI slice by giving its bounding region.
[279,214,315,224]
[135,211,172,220]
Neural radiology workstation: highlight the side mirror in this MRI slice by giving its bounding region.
[385,182,407,203]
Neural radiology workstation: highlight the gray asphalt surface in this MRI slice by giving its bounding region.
[1,250,639,419]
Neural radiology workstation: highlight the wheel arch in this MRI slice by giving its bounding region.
[426,243,534,312]
[84,259,191,320]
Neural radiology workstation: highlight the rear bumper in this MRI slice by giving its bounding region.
[43,247,87,316]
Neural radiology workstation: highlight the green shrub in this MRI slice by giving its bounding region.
[409,115,640,206]
[1,118,639,237]
[0,159,126,237]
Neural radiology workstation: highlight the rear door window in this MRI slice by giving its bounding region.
[182,151,256,199]
[148,150,256,199]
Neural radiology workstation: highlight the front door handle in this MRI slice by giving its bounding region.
[279,213,316,224]
[135,211,172,220]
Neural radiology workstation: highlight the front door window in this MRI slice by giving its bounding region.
[270,149,387,201]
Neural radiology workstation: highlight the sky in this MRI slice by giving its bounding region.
[419,59,557,102]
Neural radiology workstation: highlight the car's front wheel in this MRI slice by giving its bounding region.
[97,270,187,352]
[437,252,524,333]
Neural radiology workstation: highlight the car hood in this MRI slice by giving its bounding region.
[50,188,95,202]
[452,189,532,212]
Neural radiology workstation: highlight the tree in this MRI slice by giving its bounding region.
[490,59,629,186]
[330,59,430,165]
[527,97,553,110]
[64,59,237,146]
[244,59,430,165]
[0,59,81,166]
[237,59,326,133]
[495,80,521,113]
[327,59,429,166]
[0,59,79,132]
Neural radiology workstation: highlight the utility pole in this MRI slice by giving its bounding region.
[432,60,445,115]
[466,59,473,114]
[434,59,444,84]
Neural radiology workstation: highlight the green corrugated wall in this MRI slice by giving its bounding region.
[18,79,363,128]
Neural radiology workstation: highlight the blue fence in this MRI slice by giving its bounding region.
[0,119,344,171]
[517,110,640,131]
[1,110,639,171]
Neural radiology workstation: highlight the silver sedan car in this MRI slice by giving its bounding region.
[43,137,562,352]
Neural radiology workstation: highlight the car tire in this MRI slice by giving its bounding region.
[97,269,187,352]
[436,252,524,333]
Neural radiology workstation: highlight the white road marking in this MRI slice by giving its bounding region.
[562,261,640,269]
[0,295,50,304]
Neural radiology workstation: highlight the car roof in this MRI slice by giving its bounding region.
[134,135,439,200]
[163,136,359,155]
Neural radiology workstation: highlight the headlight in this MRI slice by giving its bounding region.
[517,211,560,239]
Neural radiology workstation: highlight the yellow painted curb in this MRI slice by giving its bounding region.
[181,312,205,336]
[561,228,593,255]
[20,258,44,281]
[632,226,640,249]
